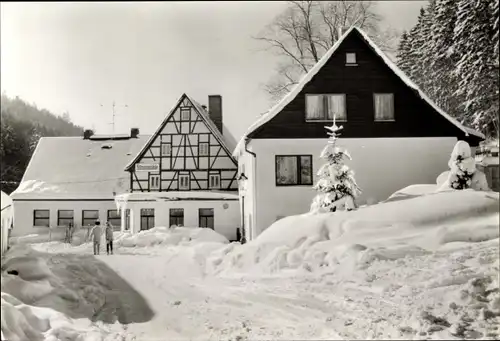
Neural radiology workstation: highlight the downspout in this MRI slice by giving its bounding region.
[243,138,256,241]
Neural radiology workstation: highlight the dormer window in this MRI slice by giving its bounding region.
[346,53,357,66]
[306,94,347,121]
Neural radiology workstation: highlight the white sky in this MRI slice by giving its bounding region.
[0,1,426,141]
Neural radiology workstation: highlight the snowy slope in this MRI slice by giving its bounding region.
[3,190,499,340]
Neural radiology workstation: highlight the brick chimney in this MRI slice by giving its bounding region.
[208,95,223,135]
[130,128,140,138]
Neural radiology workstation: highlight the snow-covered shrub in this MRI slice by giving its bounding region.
[439,141,490,191]
[310,120,361,213]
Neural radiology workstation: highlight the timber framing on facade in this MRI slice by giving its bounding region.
[125,93,238,192]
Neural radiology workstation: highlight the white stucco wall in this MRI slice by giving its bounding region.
[249,137,458,238]
[237,147,257,242]
[124,200,240,241]
[11,200,118,237]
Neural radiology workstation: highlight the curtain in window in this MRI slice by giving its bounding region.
[327,95,346,120]
[306,95,323,120]
[374,94,394,120]
[276,156,298,185]
[300,156,312,184]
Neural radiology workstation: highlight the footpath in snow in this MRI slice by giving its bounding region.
[2,188,500,340]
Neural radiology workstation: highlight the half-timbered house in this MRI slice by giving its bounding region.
[11,94,240,241]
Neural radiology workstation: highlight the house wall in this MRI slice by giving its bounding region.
[249,137,457,239]
[1,206,13,255]
[130,95,238,192]
[237,146,257,241]
[125,200,240,241]
[249,30,479,146]
[11,200,119,237]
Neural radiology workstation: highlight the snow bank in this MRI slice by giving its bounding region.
[115,226,229,248]
[212,190,499,275]
[384,184,438,203]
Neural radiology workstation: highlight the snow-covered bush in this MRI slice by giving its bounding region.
[310,120,361,213]
[439,141,490,191]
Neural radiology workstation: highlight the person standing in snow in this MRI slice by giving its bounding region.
[105,221,114,255]
[89,220,103,255]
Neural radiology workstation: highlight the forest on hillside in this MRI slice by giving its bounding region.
[397,0,499,139]
[0,94,84,194]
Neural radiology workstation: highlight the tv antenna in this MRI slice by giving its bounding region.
[100,101,128,134]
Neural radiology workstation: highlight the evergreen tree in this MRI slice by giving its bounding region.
[406,8,427,85]
[396,31,412,75]
[453,0,499,137]
[429,0,462,119]
[310,119,361,213]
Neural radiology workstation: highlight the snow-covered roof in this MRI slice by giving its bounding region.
[115,191,239,202]
[1,191,12,211]
[125,93,236,171]
[233,26,485,158]
[11,136,150,199]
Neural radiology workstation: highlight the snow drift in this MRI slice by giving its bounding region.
[211,190,499,275]
[115,226,229,248]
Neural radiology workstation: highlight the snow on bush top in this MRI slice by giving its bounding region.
[115,226,229,248]
[211,190,499,275]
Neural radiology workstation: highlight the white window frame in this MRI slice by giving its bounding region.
[150,174,160,190]
[346,52,357,65]
[161,143,171,156]
[209,174,221,189]
[179,174,190,190]
[305,94,347,122]
[199,142,209,156]
[373,93,395,122]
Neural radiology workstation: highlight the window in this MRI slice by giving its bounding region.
[170,208,184,227]
[275,155,313,186]
[306,94,346,121]
[124,209,130,231]
[199,208,214,229]
[199,142,209,156]
[33,210,50,227]
[140,208,155,230]
[181,108,190,121]
[209,174,221,189]
[346,53,357,65]
[150,175,160,190]
[179,174,190,190]
[161,143,171,156]
[82,210,98,227]
[374,93,395,121]
[107,210,121,230]
[58,210,74,227]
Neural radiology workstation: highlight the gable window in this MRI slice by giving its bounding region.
[181,108,190,121]
[161,143,171,156]
[199,208,214,229]
[346,52,357,65]
[107,210,121,230]
[82,210,99,227]
[374,93,395,121]
[179,174,190,190]
[33,210,50,227]
[150,174,160,190]
[140,208,155,230]
[170,208,184,227]
[306,94,346,121]
[199,142,209,156]
[209,174,221,189]
[58,210,74,227]
[276,155,313,186]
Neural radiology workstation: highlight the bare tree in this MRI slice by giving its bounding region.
[255,1,399,103]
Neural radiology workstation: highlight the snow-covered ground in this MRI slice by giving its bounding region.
[2,188,499,340]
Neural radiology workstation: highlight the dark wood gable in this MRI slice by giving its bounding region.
[249,29,481,146]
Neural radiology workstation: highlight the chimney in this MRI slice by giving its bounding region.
[208,95,223,135]
[83,129,94,140]
[130,128,140,138]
